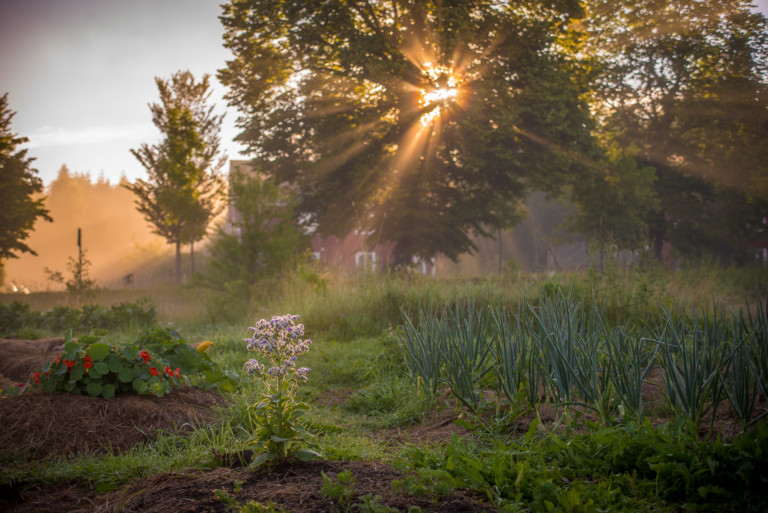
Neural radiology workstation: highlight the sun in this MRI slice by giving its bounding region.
[418,62,460,126]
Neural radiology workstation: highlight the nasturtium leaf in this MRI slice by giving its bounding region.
[64,342,81,359]
[94,362,109,375]
[86,382,102,397]
[70,366,84,381]
[121,346,138,360]
[101,384,115,399]
[108,358,122,373]
[87,343,110,361]
[132,378,148,394]
[118,366,136,382]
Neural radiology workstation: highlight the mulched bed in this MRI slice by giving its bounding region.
[0,388,222,459]
[5,460,495,513]
[0,338,224,460]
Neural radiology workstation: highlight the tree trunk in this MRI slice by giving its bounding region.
[175,241,182,283]
[190,238,195,275]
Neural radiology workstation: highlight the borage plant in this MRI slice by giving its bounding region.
[244,314,320,465]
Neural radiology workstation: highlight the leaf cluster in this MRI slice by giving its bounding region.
[0,93,52,260]
[3,327,236,398]
[0,298,156,337]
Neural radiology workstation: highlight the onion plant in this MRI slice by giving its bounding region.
[490,303,531,413]
[654,306,729,435]
[604,325,657,421]
[439,297,494,412]
[400,302,447,396]
[721,311,760,429]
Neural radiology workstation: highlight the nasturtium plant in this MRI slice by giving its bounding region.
[6,328,236,398]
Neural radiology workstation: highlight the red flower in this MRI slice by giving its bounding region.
[64,359,75,372]
[149,367,159,377]
[56,355,62,365]
[33,371,40,384]
[175,368,181,377]
[83,354,93,369]
[17,383,24,388]
[164,366,174,377]
[139,350,151,364]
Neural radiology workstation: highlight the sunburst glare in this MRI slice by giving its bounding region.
[419,62,460,126]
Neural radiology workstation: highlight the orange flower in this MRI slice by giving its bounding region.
[175,368,181,377]
[164,366,174,377]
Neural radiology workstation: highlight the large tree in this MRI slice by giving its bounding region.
[219,0,597,265]
[126,71,226,281]
[0,93,52,281]
[582,0,768,263]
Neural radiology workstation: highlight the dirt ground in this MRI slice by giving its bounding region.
[0,337,764,512]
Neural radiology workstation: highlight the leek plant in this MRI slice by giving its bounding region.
[400,302,447,396]
[654,307,729,436]
[439,298,494,412]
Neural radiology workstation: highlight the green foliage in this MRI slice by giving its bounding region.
[398,421,768,512]
[399,288,767,433]
[195,168,309,322]
[125,70,226,281]
[219,1,596,264]
[0,93,52,263]
[3,327,234,397]
[0,298,156,336]
[567,142,658,257]
[582,0,768,264]
[321,470,356,513]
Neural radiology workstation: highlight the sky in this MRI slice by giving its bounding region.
[0,0,246,186]
[1,0,768,187]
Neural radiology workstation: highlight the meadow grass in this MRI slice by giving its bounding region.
[2,264,768,511]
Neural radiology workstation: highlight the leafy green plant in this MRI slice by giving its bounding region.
[10,330,181,398]
[4,327,232,397]
[0,298,156,336]
[244,314,320,465]
[321,470,356,513]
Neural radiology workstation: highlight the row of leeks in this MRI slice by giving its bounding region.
[399,290,768,434]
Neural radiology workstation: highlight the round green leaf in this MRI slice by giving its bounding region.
[86,382,102,397]
[121,346,138,360]
[69,366,84,381]
[87,343,110,361]
[101,384,115,399]
[132,378,148,394]
[118,366,136,383]
[93,362,109,375]
[108,358,122,373]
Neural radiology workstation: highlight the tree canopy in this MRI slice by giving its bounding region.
[219,0,597,265]
[581,0,768,263]
[125,71,226,280]
[0,93,52,267]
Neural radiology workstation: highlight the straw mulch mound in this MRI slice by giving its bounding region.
[0,338,66,384]
[5,460,495,513]
[0,387,223,460]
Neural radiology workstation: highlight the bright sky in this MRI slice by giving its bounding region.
[1,0,767,186]
[0,0,245,186]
